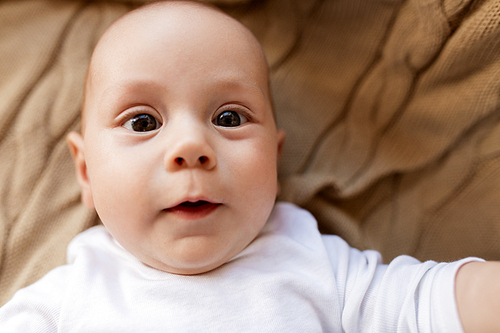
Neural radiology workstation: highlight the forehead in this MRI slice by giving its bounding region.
[90,2,267,84]
[83,2,271,117]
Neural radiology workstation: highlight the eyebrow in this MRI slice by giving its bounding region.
[99,73,269,108]
[96,79,165,111]
[213,75,268,99]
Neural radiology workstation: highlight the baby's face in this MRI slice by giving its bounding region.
[68,2,284,275]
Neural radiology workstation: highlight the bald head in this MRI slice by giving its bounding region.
[82,1,271,133]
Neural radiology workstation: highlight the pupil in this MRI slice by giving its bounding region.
[132,114,156,132]
[218,111,240,127]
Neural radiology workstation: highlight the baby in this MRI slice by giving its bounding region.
[0,1,499,332]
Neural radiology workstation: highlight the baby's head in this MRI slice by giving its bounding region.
[67,1,284,275]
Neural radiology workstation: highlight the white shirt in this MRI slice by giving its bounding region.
[0,202,479,332]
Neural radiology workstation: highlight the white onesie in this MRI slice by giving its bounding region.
[0,202,479,332]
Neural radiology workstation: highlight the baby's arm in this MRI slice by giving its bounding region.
[456,261,500,332]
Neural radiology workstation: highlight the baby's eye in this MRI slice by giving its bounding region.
[123,114,160,132]
[214,111,248,127]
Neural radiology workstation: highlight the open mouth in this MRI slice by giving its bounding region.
[167,200,221,219]
[179,201,211,208]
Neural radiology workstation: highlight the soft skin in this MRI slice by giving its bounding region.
[67,1,284,275]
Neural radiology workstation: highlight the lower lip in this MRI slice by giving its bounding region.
[166,203,221,220]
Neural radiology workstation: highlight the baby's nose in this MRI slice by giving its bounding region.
[173,154,213,168]
[165,134,217,171]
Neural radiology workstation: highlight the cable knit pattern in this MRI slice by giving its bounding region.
[0,0,499,306]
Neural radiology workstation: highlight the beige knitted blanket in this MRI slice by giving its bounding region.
[1,0,499,306]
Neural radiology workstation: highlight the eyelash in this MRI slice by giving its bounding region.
[214,106,252,122]
[120,109,162,132]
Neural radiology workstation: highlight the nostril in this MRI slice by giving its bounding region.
[175,157,183,165]
[199,156,208,164]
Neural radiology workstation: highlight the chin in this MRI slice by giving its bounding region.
[155,260,226,276]
[143,252,230,276]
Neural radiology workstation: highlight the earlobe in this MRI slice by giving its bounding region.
[66,131,95,209]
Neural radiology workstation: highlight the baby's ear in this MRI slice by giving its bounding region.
[66,131,95,209]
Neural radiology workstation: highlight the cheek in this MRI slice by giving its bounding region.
[85,140,156,227]
[224,136,279,206]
